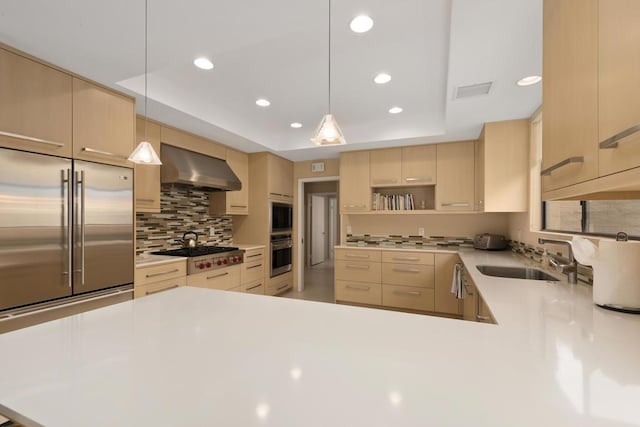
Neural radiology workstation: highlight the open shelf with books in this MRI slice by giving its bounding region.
[371,186,435,212]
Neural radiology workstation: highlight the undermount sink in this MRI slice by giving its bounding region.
[476,265,560,281]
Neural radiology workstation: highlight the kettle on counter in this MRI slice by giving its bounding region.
[182,231,199,248]
[572,232,640,313]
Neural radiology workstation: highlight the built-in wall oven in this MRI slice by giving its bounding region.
[271,202,293,233]
[271,234,292,277]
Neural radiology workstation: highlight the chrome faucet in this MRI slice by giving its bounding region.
[538,238,578,284]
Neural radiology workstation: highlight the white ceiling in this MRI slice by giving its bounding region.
[0,0,541,161]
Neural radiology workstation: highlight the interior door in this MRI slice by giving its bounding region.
[310,195,326,266]
[328,197,337,260]
[74,160,133,294]
[0,148,73,310]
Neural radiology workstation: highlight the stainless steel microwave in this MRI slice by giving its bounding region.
[271,202,293,233]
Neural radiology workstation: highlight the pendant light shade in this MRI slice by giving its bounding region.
[311,0,346,146]
[129,0,162,165]
[128,140,162,164]
[311,114,346,146]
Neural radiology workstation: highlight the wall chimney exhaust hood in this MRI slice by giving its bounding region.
[160,144,242,191]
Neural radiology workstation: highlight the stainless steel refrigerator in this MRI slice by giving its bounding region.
[0,147,134,312]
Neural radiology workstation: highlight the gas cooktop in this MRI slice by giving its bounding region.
[153,246,239,257]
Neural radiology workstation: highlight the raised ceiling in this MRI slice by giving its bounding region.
[0,0,541,161]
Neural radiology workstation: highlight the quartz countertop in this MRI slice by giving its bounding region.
[135,254,187,268]
[335,243,474,253]
[235,244,266,251]
[1,251,640,426]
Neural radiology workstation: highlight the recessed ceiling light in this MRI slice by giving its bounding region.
[389,107,403,114]
[350,15,374,33]
[374,73,392,84]
[193,57,214,70]
[516,75,542,86]
[290,122,303,128]
[256,98,271,107]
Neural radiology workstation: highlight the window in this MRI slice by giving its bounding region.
[543,200,640,238]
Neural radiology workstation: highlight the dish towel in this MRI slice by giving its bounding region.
[450,263,464,299]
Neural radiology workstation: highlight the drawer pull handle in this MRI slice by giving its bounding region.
[392,257,420,261]
[441,202,470,207]
[599,123,640,149]
[247,264,263,269]
[540,156,584,176]
[393,290,421,296]
[392,268,421,273]
[346,284,370,291]
[146,285,179,296]
[476,315,491,321]
[81,147,129,160]
[0,130,65,147]
[346,264,370,270]
[277,284,290,290]
[345,254,370,259]
[145,268,180,278]
[246,283,263,291]
[246,253,263,258]
[136,198,155,203]
[404,177,432,183]
[207,272,229,280]
[230,205,248,208]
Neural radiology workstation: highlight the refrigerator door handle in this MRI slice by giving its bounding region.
[75,170,86,286]
[64,169,72,288]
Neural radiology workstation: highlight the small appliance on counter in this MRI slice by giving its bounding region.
[473,233,508,251]
[572,233,640,314]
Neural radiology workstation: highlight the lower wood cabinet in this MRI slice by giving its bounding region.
[434,253,463,315]
[134,259,187,299]
[266,272,292,296]
[335,260,381,283]
[382,285,435,311]
[335,280,382,305]
[187,265,240,291]
[134,277,186,298]
[381,263,434,287]
[243,280,265,295]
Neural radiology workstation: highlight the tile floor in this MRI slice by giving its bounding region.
[280,260,334,303]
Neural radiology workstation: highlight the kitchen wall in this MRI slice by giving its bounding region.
[136,185,233,255]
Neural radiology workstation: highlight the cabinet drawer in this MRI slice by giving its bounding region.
[243,247,265,262]
[335,248,381,262]
[335,260,381,283]
[134,277,186,298]
[187,265,240,291]
[382,285,434,311]
[241,259,265,284]
[135,261,187,286]
[243,280,265,295]
[266,272,292,296]
[382,264,434,288]
[382,251,434,265]
[335,280,382,305]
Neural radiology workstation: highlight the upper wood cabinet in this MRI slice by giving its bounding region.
[370,148,402,186]
[541,0,598,192]
[435,141,475,211]
[434,253,462,316]
[135,117,161,213]
[402,145,436,186]
[210,148,250,215]
[476,120,529,212]
[73,78,134,167]
[340,151,371,212]
[0,48,73,157]
[267,154,293,200]
[160,125,226,160]
[598,0,640,177]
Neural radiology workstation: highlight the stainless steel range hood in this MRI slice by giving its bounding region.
[160,144,242,191]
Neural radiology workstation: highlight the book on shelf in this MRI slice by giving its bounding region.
[372,192,415,211]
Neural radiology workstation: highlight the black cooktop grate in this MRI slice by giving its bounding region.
[152,246,239,257]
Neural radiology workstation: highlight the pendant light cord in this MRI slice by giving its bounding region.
[328,0,331,114]
[144,0,148,141]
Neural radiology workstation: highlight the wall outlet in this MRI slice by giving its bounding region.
[210,227,216,237]
[418,227,425,237]
[346,225,352,235]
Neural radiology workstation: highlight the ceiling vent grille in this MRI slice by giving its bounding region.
[455,82,493,99]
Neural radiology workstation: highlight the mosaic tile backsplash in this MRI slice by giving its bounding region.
[346,234,475,247]
[136,185,233,255]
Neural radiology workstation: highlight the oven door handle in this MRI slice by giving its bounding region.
[271,242,293,250]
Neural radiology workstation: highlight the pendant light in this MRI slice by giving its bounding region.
[311,0,346,146]
[128,0,162,165]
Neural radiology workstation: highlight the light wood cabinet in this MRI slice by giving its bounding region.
[0,48,73,157]
[370,148,402,186]
[134,259,187,299]
[134,277,187,298]
[382,263,434,288]
[241,258,265,285]
[541,0,598,191]
[266,272,292,296]
[339,151,370,212]
[382,285,434,312]
[160,125,226,160]
[462,269,477,322]
[336,248,381,262]
[597,0,640,177]
[187,265,240,291]
[72,78,134,167]
[477,294,495,324]
[210,148,250,215]
[335,260,381,283]
[381,251,433,265]
[476,120,529,212]
[335,280,382,305]
[434,253,462,315]
[267,154,293,200]
[402,145,436,186]
[135,117,161,212]
[435,141,475,211]
[243,280,265,295]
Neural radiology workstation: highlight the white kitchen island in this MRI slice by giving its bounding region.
[1,251,640,427]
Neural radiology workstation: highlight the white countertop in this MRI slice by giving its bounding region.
[2,251,640,426]
[335,243,467,253]
[135,254,187,268]
[235,244,265,251]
